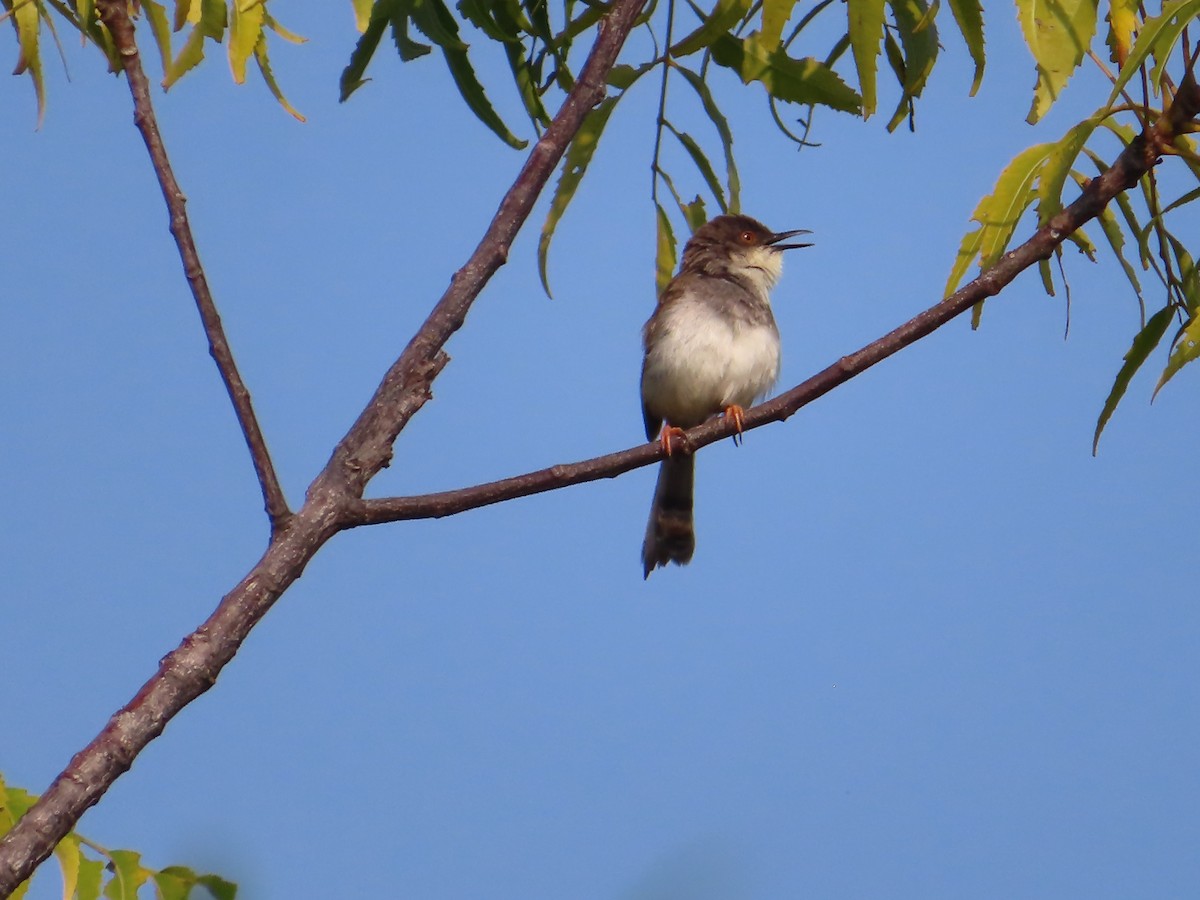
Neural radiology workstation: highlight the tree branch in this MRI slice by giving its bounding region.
[95,0,291,531]
[350,97,1187,526]
[0,2,648,895]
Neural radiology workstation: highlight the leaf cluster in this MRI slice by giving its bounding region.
[1,773,236,900]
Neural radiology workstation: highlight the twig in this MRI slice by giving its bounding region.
[96,0,291,531]
[350,102,1190,526]
[0,1,649,895]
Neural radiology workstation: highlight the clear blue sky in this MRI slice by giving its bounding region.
[3,4,1198,898]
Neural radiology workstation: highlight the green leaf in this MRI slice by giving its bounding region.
[946,0,984,94]
[1155,310,1200,397]
[670,0,753,57]
[1093,304,1173,451]
[1091,200,1144,300]
[352,0,374,31]
[1038,255,1056,295]
[77,856,105,900]
[408,0,468,51]
[945,142,1056,299]
[761,0,800,46]
[254,30,306,121]
[54,834,82,900]
[1036,112,1102,220]
[1017,0,1099,123]
[682,195,709,232]
[847,0,886,117]
[391,13,433,62]
[152,867,192,900]
[141,0,174,76]
[103,849,149,900]
[674,64,741,212]
[885,0,939,132]
[12,0,45,126]
[537,95,619,296]
[711,33,862,113]
[195,873,238,900]
[229,0,265,85]
[655,203,678,295]
[340,0,398,101]
[665,122,727,212]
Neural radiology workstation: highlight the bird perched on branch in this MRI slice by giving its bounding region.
[640,214,811,578]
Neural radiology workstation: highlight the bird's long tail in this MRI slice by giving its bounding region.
[642,455,696,578]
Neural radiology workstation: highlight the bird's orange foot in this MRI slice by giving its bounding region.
[724,405,747,446]
[659,425,688,456]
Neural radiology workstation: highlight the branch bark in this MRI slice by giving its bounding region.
[96,0,291,530]
[0,1,648,894]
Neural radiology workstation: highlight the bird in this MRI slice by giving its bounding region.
[639,214,811,578]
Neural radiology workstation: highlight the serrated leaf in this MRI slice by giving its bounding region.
[847,0,886,117]
[140,1,173,74]
[979,142,1056,267]
[229,0,265,84]
[1092,197,1144,299]
[264,10,305,44]
[1094,304,1173,450]
[711,32,862,113]
[674,65,740,212]
[946,0,984,94]
[77,856,104,900]
[944,224,985,297]
[655,203,678,295]
[1106,0,1200,105]
[670,0,752,57]
[761,0,800,46]
[1155,310,1200,396]
[199,0,226,40]
[340,0,396,101]
[438,43,526,147]
[682,195,709,232]
[392,14,433,61]
[152,868,191,900]
[537,95,619,296]
[1017,0,1098,123]
[254,31,305,120]
[164,27,207,87]
[666,122,727,212]
[885,0,939,132]
[1037,112,1102,220]
[102,850,149,900]
[12,0,45,126]
[1106,0,1138,67]
[408,0,468,51]
[174,0,193,31]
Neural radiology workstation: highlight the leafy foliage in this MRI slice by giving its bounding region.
[0,773,236,900]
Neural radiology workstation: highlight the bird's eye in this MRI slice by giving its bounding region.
[739,230,756,244]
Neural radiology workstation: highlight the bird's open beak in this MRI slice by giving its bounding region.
[767,228,813,251]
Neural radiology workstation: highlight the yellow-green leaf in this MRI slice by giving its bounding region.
[761,0,800,47]
[13,0,45,126]
[1156,310,1200,395]
[670,0,752,57]
[1106,0,1138,66]
[229,0,265,84]
[54,834,82,900]
[102,849,149,900]
[352,0,374,32]
[1037,112,1102,220]
[946,0,985,94]
[141,0,174,74]
[674,64,741,212]
[1105,0,1200,104]
[711,32,862,113]
[1094,305,1173,451]
[847,0,886,117]
[655,202,678,295]
[537,96,619,297]
[885,0,939,131]
[666,122,727,212]
[254,31,305,121]
[1017,0,1099,123]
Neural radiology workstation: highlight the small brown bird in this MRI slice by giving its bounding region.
[640,214,810,578]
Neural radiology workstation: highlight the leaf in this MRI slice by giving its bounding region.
[1105,0,1138,67]
[229,0,265,84]
[655,203,678,295]
[77,856,104,900]
[885,0,939,131]
[12,0,45,126]
[352,0,374,31]
[1036,112,1102,220]
[944,142,1056,299]
[761,0,800,46]
[711,32,862,113]
[537,95,619,296]
[54,834,82,900]
[414,0,526,148]
[1093,304,1173,450]
[670,0,753,57]
[665,122,727,212]
[847,0,886,117]
[254,31,305,121]
[141,0,173,75]
[102,849,149,900]
[1016,0,1099,123]
[340,0,397,101]
[946,0,985,94]
[674,64,741,212]
[682,195,709,232]
[1106,0,1200,105]
[1155,310,1200,397]
[194,873,238,900]
[1092,199,1144,300]
[391,13,433,62]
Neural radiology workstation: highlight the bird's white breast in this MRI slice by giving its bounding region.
[642,298,781,428]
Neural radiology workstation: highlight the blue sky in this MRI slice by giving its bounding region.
[3,3,1199,898]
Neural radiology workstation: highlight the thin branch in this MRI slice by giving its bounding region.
[351,108,1189,526]
[0,1,649,895]
[97,0,291,531]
